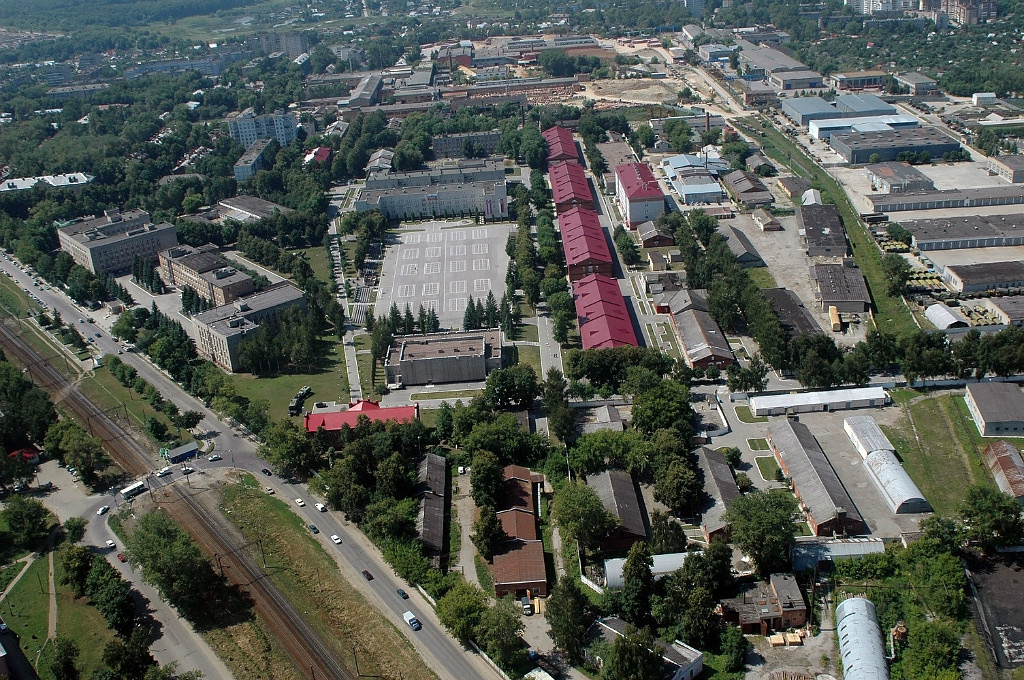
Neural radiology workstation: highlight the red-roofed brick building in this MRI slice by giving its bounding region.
[559,206,613,282]
[497,508,538,540]
[303,400,418,437]
[491,465,548,598]
[573,274,639,349]
[615,162,665,227]
[304,146,333,165]
[542,126,580,164]
[549,161,594,214]
[7,444,40,465]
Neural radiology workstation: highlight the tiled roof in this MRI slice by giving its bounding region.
[559,206,611,266]
[303,400,417,431]
[542,126,579,162]
[549,161,592,207]
[615,162,664,200]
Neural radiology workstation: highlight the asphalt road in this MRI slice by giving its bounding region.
[1,257,501,680]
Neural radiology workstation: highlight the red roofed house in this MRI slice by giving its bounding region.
[542,126,580,164]
[492,464,548,598]
[573,273,638,350]
[8,444,40,465]
[304,146,333,166]
[303,400,418,437]
[559,206,613,282]
[615,162,665,228]
[549,161,594,214]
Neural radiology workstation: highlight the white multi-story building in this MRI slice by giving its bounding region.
[226,107,297,147]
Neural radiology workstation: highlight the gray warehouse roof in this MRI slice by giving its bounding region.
[946,261,1024,289]
[698,447,741,536]
[783,97,837,116]
[768,419,863,527]
[844,416,895,458]
[835,598,889,680]
[791,537,885,571]
[586,469,647,539]
[966,382,1024,424]
[864,450,931,514]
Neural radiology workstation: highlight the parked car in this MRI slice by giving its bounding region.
[315,503,326,512]
[265,486,275,494]
[116,553,126,563]
[105,540,115,549]
[261,468,272,476]
[207,454,222,462]
[156,467,171,477]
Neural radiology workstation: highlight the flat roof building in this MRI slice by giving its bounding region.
[0,172,93,193]
[227,107,297,147]
[234,139,273,182]
[983,441,1024,503]
[384,330,504,386]
[671,168,726,205]
[768,419,864,536]
[798,204,847,257]
[943,260,1024,293]
[192,283,307,371]
[982,295,1024,326]
[965,382,1024,436]
[356,180,508,220]
[782,97,843,126]
[866,161,935,193]
[57,209,178,276]
[720,573,807,635]
[158,245,254,306]
[218,195,294,222]
[573,273,638,350]
[829,127,961,164]
[809,114,919,140]
[830,71,886,90]
[895,72,938,95]
[432,129,502,158]
[770,70,824,90]
[898,213,1024,251]
[751,387,889,417]
[868,185,1024,213]
[834,93,897,116]
[987,154,1024,183]
[812,264,870,313]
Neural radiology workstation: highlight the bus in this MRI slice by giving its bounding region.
[121,480,147,500]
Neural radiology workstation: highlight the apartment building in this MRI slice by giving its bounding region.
[158,245,254,306]
[227,107,297,147]
[57,209,178,275]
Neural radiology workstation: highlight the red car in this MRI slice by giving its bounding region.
[116,553,126,563]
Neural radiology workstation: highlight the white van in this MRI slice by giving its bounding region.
[315,503,327,512]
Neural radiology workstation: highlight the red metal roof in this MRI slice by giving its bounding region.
[303,400,418,432]
[615,162,664,201]
[542,126,579,162]
[549,161,592,207]
[312,147,332,162]
[558,206,612,267]
[572,274,639,349]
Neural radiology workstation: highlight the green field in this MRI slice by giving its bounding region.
[747,437,770,451]
[1,556,51,666]
[409,388,483,401]
[353,333,376,392]
[746,267,778,289]
[0,275,40,317]
[228,336,350,421]
[285,247,331,283]
[47,549,120,680]
[734,405,767,423]
[881,393,1015,515]
[755,455,781,481]
[518,323,539,343]
[734,117,917,337]
[518,345,543,378]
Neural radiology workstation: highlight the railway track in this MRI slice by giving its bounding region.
[0,320,353,680]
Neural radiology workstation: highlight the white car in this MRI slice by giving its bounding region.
[295,498,306,507]
[330,534,342,544]
[97,505,110,515]
[105,540,115,549]
[181,466,195,475]
[315,503,327,512]
[156,466,171,477]
[207,454,222,462]
[265,486,275,494]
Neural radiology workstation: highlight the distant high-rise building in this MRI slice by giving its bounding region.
[226,107,297,147]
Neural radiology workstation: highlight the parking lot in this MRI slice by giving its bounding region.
[376,220,515,330]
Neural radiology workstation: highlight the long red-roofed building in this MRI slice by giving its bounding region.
[303,400,418,435]
[572,273,639,349]
[549,161,593,214]
[615,162,665,228]
[558,206,613,282]
[542,126,580,164]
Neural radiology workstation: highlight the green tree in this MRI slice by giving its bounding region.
[654,459,701,516]
[605,626,663,680]
[720,625,749,672]
[484,364,540,410]
[50,636,81,680]
[631,380,693,436]
[882,253,913,297]
[470,450,504,509]
[901,621,960,680]
[725,491,798,576]
[61,544,95,598]
[551,480,618,550]
[722,447,742,467]
[620,541,653,626]
[476,596,525,670]
[471,507,508,561]
[546,577,590,662]
[94,578,137,636]
[958,484,1024,552]
[436,582,488,642]
[2,495,50,548]
[682,586,717,649]
[63,516,88,544]
[101,627,156,680]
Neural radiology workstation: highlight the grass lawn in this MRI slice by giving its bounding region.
[0,514,31,564]
[734,117,917,337]
[418,408,440,428]
[746,267,778,289]
[518,344,543,378]
[353,334,376,393]
[747,438,770,451]
[0,275,40,318]
[881,393,1011,515]
[734,405,767,423]
[0,561,25,591]
[220,475,437,680]
[285,247,331,283]
[2,556,51,665]
[409,388,483,401]
[699,652,745,679]
[755,455,781,481]
[518,323,539,343]
[228,337,349,421]
[45,548,119,680]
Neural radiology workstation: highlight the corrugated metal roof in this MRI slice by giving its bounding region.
[604,551,697,588]
[984,441,1024,499]
[967,383,1024,424]
[790,537,885,570]
[925,303,968,329]
[698,447,741,535]
[768,419,863,527]
[586,469,646,539]
[835,598,889,680]
[844,415,896,459]
[864,450,931,514]
[751,387,887,413]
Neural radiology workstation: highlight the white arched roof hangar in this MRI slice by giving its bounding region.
[836,597,889,680]
[864,450,932,515]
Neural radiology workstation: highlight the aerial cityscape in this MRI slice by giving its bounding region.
[0,0,1023,679]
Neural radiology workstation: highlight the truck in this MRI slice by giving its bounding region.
[527,650,561,678]
[403,611,422,631]
[521,596,533,615]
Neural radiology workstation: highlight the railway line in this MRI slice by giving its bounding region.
[0,319,353,680]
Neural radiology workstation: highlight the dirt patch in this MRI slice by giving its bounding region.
[585,79,680,104]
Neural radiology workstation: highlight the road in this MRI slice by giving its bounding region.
[0,256,502,680]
